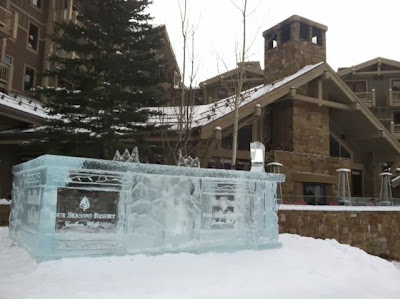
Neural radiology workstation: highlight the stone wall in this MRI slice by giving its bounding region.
[264,20,326,84]
[292,102,329,156]
[268,150,350,196]
[279,208,400,260]
[0,205,10,226]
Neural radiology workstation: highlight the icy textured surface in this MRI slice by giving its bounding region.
[9,155,284,260]
[250,142,265,172]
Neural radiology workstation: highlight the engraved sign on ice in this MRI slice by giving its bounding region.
[79,196,90,211]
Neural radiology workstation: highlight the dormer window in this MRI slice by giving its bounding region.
[280,24,291,44]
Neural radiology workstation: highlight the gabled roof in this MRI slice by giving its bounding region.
[199,61,264,87]
[337,57,400,76]
[149,63,323,130]
[151,61,400,157]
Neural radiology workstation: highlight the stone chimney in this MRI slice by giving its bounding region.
[263,15,328,84]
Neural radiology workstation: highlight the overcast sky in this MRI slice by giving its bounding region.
[149,0,400,85]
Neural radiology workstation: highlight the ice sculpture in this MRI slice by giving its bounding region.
[9,154,284,261]
[113,147,140,163]
[250,142,265,172]
[177,150,200,168]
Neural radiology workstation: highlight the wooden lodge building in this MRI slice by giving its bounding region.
[0,8,400,203]
[153,15,400,203]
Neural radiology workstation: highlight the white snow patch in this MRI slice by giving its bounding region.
[1,227,399,298]
[279,204,400,212]
[0,199,11,205]
[0,92,48,119]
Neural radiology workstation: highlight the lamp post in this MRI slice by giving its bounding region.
[380,172,393,206]
[337,168,351,205]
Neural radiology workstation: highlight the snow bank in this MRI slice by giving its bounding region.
[0,227,399,298]
[0,199,11,205]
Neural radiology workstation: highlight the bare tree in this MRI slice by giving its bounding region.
[161,0,200,164]
[231,0,248,170]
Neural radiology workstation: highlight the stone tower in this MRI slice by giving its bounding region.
[263,15,328,84]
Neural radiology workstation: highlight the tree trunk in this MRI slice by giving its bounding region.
[231,0,247,170]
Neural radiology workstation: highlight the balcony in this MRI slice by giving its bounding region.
[0,6,17,38]
[355,89,375,107]
[389,89,400,107]
[390,122,400,140]
[0,62,13,92]
[54,9,82,26]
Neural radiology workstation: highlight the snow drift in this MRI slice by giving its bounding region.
[0,227,399,298]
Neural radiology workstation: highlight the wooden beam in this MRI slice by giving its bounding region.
[290,87,296,98]
[293,94,350,110]
[350,70,400,76]
[318,79,323,101]
[350,103,361,111]
[221,78,264,84]
[210,148,250,160]
[292,172,336,184]
[350,130,386,141]
[391,157,400,175]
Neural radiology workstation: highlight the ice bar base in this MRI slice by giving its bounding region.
[9,155,284,261]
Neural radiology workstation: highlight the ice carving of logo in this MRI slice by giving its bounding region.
[79,196,90,211]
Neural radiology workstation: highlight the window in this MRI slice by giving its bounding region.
[392,80,400,91]
[222,125,253,151]
[280,24,291,44]
[217,87,227,99]
[345,80,367,93]
[300,23,310,41]
[24,66,35,91]
[393,112,400,124]
[351,170,363,197]
[32,0,41,8]
[28,23,39,51]
[3,56,12,66]
[330,136,351,159]
[266,33,277,51]
[312,27,323,45]
[237,125,252,151]
[303,183,327,205]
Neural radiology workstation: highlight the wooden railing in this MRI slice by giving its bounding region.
[0,6,16,38]
[54,9,81,26]
[355,89,375,107]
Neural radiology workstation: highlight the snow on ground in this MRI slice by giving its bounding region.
[1,227,399,298]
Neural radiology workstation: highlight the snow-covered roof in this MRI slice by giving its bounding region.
[0,63,322,130]
[0,92,47,120]
[148,63,323,130]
